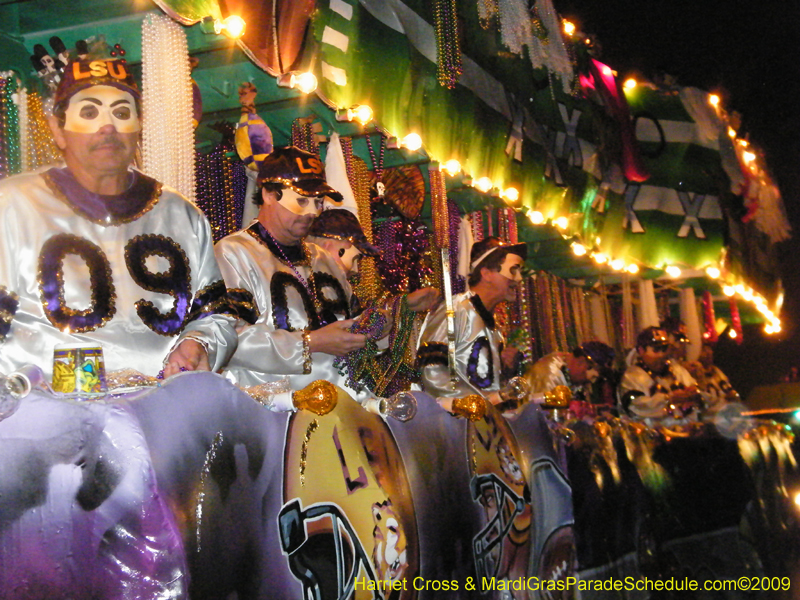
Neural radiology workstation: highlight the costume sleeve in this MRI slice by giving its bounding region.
[417,301,484,399]
[525,355,567,395]
[174,211,238,372]
[0,185,23,355]
[214,240,307,376]
[618,366,668,419]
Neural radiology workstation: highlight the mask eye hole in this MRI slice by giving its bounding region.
[79,104,99,120]
[338,248,345,257]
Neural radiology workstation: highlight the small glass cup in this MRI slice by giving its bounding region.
[52,342,108,396]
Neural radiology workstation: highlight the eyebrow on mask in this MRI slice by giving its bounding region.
[110,99,132,107]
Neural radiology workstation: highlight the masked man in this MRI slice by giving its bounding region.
[618,326,700,422]
[215,147,382,401]
[525,341,614,402]
[0,58,237,380]
[416,236,527,407]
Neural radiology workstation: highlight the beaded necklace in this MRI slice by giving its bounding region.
[365,132,385,182]
[258,224,322,312]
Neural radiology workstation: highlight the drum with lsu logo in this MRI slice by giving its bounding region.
[281,386,419,599]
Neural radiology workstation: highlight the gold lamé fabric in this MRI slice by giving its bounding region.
[0,170,237,380]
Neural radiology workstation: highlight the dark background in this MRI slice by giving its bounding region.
[559,0,800,398]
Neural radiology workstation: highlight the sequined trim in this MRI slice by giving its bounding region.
[271,271,319,332]
[313,271,350,327]
[227,287,260,324]
[416,342,448,368]
[467,336,493,389]
[125,234,191,337]
[0,286,19,340]
[42,170,163,227]
[469,294,495,330]
[245,223,311,267]
[188,280,237,322]
[38,233,117,332]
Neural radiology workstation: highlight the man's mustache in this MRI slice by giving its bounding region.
[89,136,125,151]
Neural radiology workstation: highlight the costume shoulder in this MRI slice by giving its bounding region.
[0,169,63,212]
[671,362,697,386]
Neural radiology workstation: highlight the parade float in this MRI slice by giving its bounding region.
[0,0,796,598]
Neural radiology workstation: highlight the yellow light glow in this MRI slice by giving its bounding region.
[571,242,587,256]
[729,328,738,339]
[294,72,318,94]
[602,65,613,77]
[722,285,735,297]
[765,324,775,334]
[626,263,640,274]
[773,323,782,333]
[735,284,745,295]
[610,259,625,271]
[742,288,754,302]
[502,187,519,203]
[743,151,756,164]
[795,491,800,508]
[554,216,569,230]
[352,104,373,124]
[709,94,720,107]
[443,159,461,176]
[219,15,246,38]
[402,133,422,151]
[593,253,608,264]
[475,177,493,193]
[563,19,576,36]
[706,266,720,279]
[528,211,544,225]
[754,295,765,306]
[665,265,681,278]
[624,78,637,90]
[757,303,770,315]
[728,127,736,138]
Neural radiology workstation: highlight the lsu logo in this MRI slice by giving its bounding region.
[295,156,323,175]
[73,60,129,81]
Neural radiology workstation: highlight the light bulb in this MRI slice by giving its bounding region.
[563,19,576,35]
[706,266,720,279]
[353,104,373,124]
[722,285,735,297]
[502,187,519,203]
[475,177,493,193]
[709,94,720,107]
[571,242,587,256]
[294,72,317,94]
[383,391,418,422]
[665,265,681,278]
[443,159,461,176]
[528,210,544,225]
[626,263,639,274]
[218,15,246,39]
[554,216,568,230]
[593,253,608,264]
[402,133,422,151]
[624,78,637,90]
[610,259,625,271]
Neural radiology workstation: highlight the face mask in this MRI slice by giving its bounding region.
[339,244,361,272]
[64,86,140,134]
[278,187,324,217]
[498,254,524,282]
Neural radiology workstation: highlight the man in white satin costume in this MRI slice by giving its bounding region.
[0,58,238,380]
[618,326,701,422]
[416,236,527,408]
[524,341,614,402]
[215,146,373,400]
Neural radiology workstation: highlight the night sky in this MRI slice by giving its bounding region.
[557,0,800,395]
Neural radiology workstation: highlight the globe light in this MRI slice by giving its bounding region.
[571,242,587,256]
[475,177,493,193]
[624,78,637,90]
[502,187,519,203]
[665,265,681,278]
[554,216,568,230]
[294,72,317,94]
[528,210,544,225]
[353,104,373,125]
[443,159,461,176]
[593,253,608,264]
[610,259,625,271]
[402,133,422,151]
[705,266,720,279]
[626,263,640,274]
